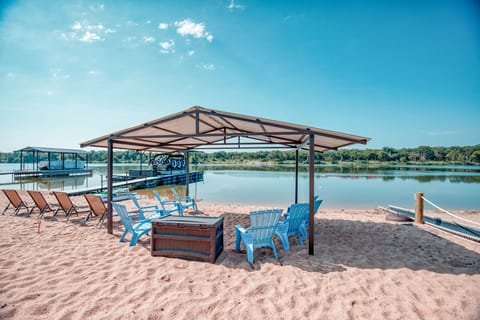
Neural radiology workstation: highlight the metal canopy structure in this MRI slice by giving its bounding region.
[80,106,370,255]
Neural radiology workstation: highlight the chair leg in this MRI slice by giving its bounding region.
[271,241,279,260]
[2,203,10,214]
[129,233,139,246]
[245,243,254,264]
[276,232,290,251]
[119,230,128,243]
[235,227,242,252]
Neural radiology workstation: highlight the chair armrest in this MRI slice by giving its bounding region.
[275,221,289,234]
[161,200,178,205]
[140,205,158,210]
[235,225,246,234]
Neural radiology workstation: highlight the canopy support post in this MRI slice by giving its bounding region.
[107,139,114,234]
[185,150,190,196]
[295,149,299,204]
[308,133,315,256]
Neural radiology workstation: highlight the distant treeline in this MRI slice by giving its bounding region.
[1,145,479,165]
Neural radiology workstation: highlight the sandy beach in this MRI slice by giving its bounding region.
[1,190,479,320]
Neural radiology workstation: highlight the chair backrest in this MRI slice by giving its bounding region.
[314,199,323,213]
[111,202,135,233]
[153,190,171,207]
[27,191,49,209]
[53,192,74,211]
[284,203,310,233]
[170,188,181,200]
[171,188,192,201]
[129,194,141,208]
[3,189,26,208]
[84,195,107,216]
[249,209,282,247]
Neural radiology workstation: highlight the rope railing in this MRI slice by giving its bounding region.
[421,195,480,227]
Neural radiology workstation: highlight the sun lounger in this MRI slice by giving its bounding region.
[84,194,108,226]
[27,190,56,218]
[53,191,89,220]
[2,189,32,215]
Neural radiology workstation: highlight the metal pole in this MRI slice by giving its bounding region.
[107,139,114,234]
[308,133,315,256]
[185,150,190,196]
[295,149,299,204]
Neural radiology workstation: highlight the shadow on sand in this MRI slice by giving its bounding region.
[216,212,480,275]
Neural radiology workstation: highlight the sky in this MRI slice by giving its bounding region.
[0,0,479,152]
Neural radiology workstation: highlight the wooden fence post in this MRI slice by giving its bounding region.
[415,192,424,224]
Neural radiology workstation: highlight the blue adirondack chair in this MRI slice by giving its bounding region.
[275,203,310,251]
[171,188,198,214]
[235,208,283,264]
[129,195,163,220]
[111,202,152,246]
[299,198,323,239]
[152,190,181,216]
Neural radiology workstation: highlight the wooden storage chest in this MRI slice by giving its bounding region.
[151,216,224,263]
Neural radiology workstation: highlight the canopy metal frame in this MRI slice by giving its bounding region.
[81,106,370,255]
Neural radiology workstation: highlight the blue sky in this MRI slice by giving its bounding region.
[1,0,479,152]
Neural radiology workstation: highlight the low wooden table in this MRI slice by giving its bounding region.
[151,216,224,263]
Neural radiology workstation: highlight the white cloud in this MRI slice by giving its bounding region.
[188,50,195,56]
[87,23,104,30]
[197,63,216,71]
[146,20,152,24]
[72,22,82,30]
[227,0,245,10]
[63,21,114,42]
[6,72,15,78]
[127,20,138,27]
[80,31,103,42]
[88,70,99,75]
[159,40,175,54]
[174,19,213,42]
[158,22,169,30]
[47,90,53,96]
[144,36,155,44]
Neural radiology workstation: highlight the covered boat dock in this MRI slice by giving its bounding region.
[13,146,92,178]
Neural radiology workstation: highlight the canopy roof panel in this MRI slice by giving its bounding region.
[80,106,370,152]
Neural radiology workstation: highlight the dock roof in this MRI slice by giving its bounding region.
[16,146,88,154]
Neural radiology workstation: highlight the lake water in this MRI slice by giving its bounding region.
[1,163,479,210]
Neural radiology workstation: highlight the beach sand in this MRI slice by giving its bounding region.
[1,191,479,319]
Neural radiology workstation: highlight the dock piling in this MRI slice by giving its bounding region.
[415,192,424,224]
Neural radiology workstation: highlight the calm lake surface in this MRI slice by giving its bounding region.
[1,163,479,210]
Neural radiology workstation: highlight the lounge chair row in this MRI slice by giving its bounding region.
[235,197,323,264]
[1,189,111,225]
[2,188,200,246]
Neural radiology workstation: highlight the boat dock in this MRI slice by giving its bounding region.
[12,168,93,179]
[66,171,203,196]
